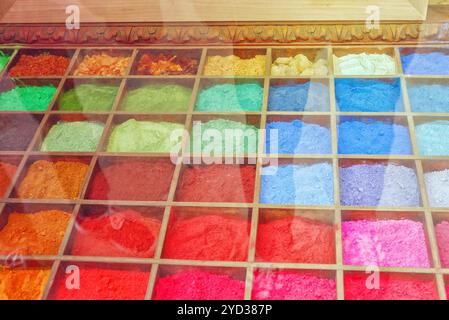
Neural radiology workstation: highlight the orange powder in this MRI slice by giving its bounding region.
[0,267,51,300]
[0,162,17,197]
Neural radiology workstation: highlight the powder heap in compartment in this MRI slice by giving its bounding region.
[0,51,10,71]
[401,51,449,75]
[0,85,56,111]
[121,84,191,112]
[87,160,174,201]
[407,84,449,113]
[0,210,71,255]
[256,216,335,264]
[163,214,249,261]
[335,78,403,112]
[135,53,198,75]
[0,162,17,196]
[268,82,329,112]
[0,267,51,300]
[252,270,336,300]
[265,120,331,154]
[203,54,266,76]
[424,169,449,207]
[176,164,255,203]
[339,164,420,207]
[17,160,89,199]
[0,115,40,151]
[41,121,104,152]
[344,273,438,300]
[260,163,334,205]
[334,53,396,75]
[74,53,130,76]
[271,54,328,76]
[415,121,449,156]
[58,83,118,112]
[338,119,412,155]
[191,119,258,155]
[435,221,449,268]
[9,53,70,76]
[153,270,245,300]
[195,83,263,112]
[342,219,430,268]
[71,209,161,258]
[49,265,149,300]
[107,119,184,153]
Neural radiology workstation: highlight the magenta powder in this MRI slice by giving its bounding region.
[252,270,336,300]
[435,221,449,268]
[342,219,430,268]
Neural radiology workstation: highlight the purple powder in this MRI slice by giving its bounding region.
[401,51,449,75]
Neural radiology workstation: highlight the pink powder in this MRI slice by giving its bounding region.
[342,219,430,268]
[153,270,245,300]
[435,221,449,268]
[252,270,336,300]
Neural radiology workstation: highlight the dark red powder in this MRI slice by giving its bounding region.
[0,162,17,197]
[0,115,40,151]
[10,53,70,77]
[256,216,336,264]
[175,164,256,203]
[87,160,174,201]
[163,214,249,261]
[70,210,161,258]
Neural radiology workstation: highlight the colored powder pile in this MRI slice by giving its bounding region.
[175,164,255,203]
[0,85,56,111]
[339,164,420,207]
[163,214,249,261]
[87,160,174,201]
[271,54,328,76]
[333,53,396,75]
[0,162,17,197]
[335,78,403,112]
[58,84,118,112]
[49,266,149,300]
[415,121,449,156]
[338,120,412,155]
[191,119,258,155]
[0,210,71,255]
[0,51,10,71]
[153,270,245,300]
[435,221,449,268]
[252,270,336,300]
[401,51,449,75]
[195,83,263,112]
[260,163,334,205]
[265,120,331,154]
[268,82,329,112]
[107,119,184,153]
[342,219,430,268]
[9,53,70,76]
[17,160,88,199]
[203,54,266,76]
[344,273,438,300]
[424,169,449,207]
[74,53,130,76]
[256,216,335,264]
[70,210,161,258]
[121,84,191,112]
[0,267,50,300]
[0,116,40,151]
[135,53,198,75]
[407,84,449,113]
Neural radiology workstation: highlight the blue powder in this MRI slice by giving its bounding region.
[415,121,449,156]
[335,78,403,112]
[260,163,334,205]
[401,52,449,75]
[407,84,449,113]
[268,82,329,112]
[265,120,331,154]
[338,119,412,155]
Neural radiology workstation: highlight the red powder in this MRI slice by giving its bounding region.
[87,160,174,201]
[344,273,438,300]
[10,53,70,76]
[0,162,17,197]
[70,210,161,258]
[163,214,249,261]
[49,266,149,300]
[175,164,255,203]
[153,270,245,300]
[256,216,336,264]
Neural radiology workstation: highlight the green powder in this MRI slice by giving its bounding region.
[41,121,105,152]
[58,84,119,112]
[0,86,56,111]
[191,119,259,155]
[195,83,263,112]
[0,52,10,72]
[107,119,184,153]
[121,84,191,113]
